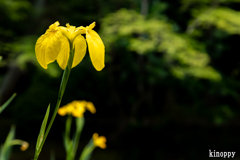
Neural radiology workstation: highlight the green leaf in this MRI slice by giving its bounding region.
[35,104,50,152]
[0,93,17,114]
[66,140,73,160]
[79,138,95,160]
[0,126,16,160]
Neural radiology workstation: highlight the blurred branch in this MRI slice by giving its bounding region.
[212,0,220,8]
[141,0,148,16]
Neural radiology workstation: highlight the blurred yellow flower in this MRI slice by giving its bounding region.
[58,100,96,117]
[93,133,107,149]
[58,103,74,116]
[35,21,105,71]
[20,141,29,151]
[11,139,29,151]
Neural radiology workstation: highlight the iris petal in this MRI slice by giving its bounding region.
[35,29,62,69]
[57,36,70,70]
[35,34,48,69]
[86,30,105,71]
[72,35,87,68]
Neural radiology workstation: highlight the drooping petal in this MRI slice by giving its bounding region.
[86,102,96,114]
[35,23,62,69]
[57,36,70,70]
[72,35,87,68]
[86,29,105,71]
[45,31,62,64]
[35,34,48,68]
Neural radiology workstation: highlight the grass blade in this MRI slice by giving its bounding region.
[0,93,17,114]
[35,104,50,155]
[0,126,16,160]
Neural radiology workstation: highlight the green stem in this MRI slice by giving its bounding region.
[34,46,75,160]
[72,117,85,159]
[79,138,95,160]
[66,114,72,144]
[11,139,26,146]
[65,114,72,160]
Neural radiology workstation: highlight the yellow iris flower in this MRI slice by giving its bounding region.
[35,21,105,71]
[93,133,107,149]
[58,100,96,117]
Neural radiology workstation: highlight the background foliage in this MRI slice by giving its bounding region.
[1,0,240,159]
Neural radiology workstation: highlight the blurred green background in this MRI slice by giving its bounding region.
[1,0,240,159]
